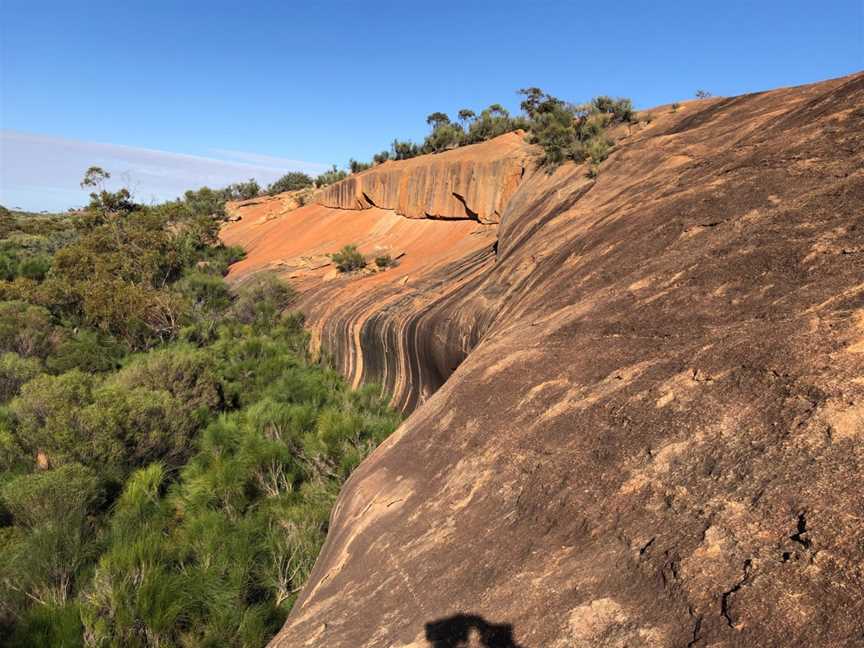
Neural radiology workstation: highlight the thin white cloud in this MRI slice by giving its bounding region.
[208,148,330,171]
[0,130,328,212]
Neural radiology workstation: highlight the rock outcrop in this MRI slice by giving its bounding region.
[315,132,529,223]
[225,73,864,647]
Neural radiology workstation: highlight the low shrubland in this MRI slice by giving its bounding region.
[0,173,401,646]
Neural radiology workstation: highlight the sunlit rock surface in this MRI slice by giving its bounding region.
[224,73,864,647]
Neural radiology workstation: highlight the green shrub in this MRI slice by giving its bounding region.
[423,122,465,153]
[330,245,366,273]
[372,150,391,164]
[224,179,262,200]
[0,301,55,358]
[11,370,95,468]
[179,270,232,312]
[464,104,527,145]
[314,165,348,187]
[11,369,201,473]
[0,463,103,529]
[0,252,18,281]
[84,383,201,470]
[374,254,396,268]
[4,602,84,648]
[390,139,422,161]
[0,171,404,646]
[114,345,222,415]
[200,244,246,276]
[0,414,30,472]
[591,96,636,123]
[0,465,104,617]
[525,89,631,170]
[349,159,372,174]
[229,272,296,327]
[0,352,42,402]
[267,172,313,195]
[46,330,123,374]
[18,255,51,281]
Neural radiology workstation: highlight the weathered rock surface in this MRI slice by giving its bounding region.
[314,131,529,223]
[226,73,864,647]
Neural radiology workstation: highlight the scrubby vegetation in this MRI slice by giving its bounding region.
[314,166,349,187]
[0,172,400,646]
[374,254,396,269]
[266,172,313,195]
[520,89,636,174]
[342,88,637,177]
[330,244,366,273]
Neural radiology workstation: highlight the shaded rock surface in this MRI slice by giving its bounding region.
[226,73,864,647]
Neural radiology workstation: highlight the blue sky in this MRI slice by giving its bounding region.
[1,0,861,211]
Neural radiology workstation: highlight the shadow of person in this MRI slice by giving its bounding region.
[424,613,526,648]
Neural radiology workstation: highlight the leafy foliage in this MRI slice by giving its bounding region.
[330,245,366,273]
[314,165,348,187]
[349,159,372,174]
[347,87,634,176]
[0,172,401,646]
[522,88,635,172]
[267,172,313,195]
[374,254,396,269]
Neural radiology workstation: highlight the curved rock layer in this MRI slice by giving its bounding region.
[314,131,529,223]
[232,73,864,647]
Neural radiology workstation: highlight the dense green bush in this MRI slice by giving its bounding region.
[229,272,296,328]
[224,179,262,201]
[522,88,633,171]
[350,87,634,175]
[0,301,55,358]
[330,245,366,272]
[18,255,51,282]
[0,463,104,637]
[179,270,233,313]
[45,330,123,374]
[0,352,42,402]
[372,150,391,164]
[390,139,422,161]
[349,159,372,174]
[0,253,18,281]
[9,367,208,477]
[0,187,401,645]
[375,254,396,269]
[267,172,313,195]
[314,165,348,187]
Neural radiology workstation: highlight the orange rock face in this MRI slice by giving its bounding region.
[314,131,529,223]
[225,73,864,648]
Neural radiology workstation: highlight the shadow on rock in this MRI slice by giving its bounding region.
[425,614,526,648]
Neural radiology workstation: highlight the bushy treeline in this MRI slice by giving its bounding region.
[161,88,639,208]
[353,102,528,167]
[345,87,637,176]
[521,89,636,173]
[0,174,400,646]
